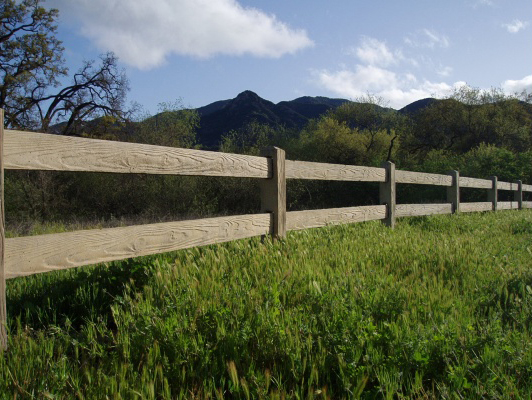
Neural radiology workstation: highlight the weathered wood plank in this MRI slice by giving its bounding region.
[459,177,492,189]
[460,202,493,213]
[5,214,272,279]
[497,181,518,191]
[0,110,6,349]
[379,161,396,228]
[523,201,532,209]
[260,147,286,239]
[522,184,532,192]
[4,130,270,178]
[497,201,519,210]
[285,160,385,182]
[286,205,386,231]
[395,170,452,186]
[396,204,452,218]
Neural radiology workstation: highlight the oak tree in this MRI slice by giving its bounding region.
[1,0,129,133]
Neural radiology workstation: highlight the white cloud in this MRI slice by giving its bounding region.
[314,66,466,109]
[503,20,529,33]
[502,75,532,93]
[313,36,461,108]
[352,37,397,67]
[50,0,313,69]
[404,29,450,49]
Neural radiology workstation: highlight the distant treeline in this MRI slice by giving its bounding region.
[5,88,532,226]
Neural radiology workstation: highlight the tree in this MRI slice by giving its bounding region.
[1,0,129,134]
[402,86,532,155]
[39,53,129,135]
[1,0,65,128]
[330,94,403,160]
[135,100,199,148]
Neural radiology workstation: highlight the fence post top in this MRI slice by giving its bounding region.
[260,146,285,157]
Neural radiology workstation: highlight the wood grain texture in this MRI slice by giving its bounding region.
[460,202,493,213]
[379,161,396,228]
[285,160,385,182]
[260,147,286,239]
[396,204,452,218]
[522,184,532,192]
[497,201,519,210]
[5,214,272,279]
[459,177,492,189]
[286,205,386,231]
[0,110,6,349]
[523,201,532,209]
[4,130,270,178]
[395,170,452,186]
[497,181,518,191]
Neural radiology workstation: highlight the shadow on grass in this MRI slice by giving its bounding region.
[6,256,160,332]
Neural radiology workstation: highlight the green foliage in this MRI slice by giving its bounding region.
[136,100,199,148]
[1,1,129,133]
[294,116,396,167]
[0,0,66,129]
[2,211,532,398]
[403,87,532,156]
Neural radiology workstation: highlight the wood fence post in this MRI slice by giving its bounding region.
[488,176,498,211]
[447,170,460,214]
[515,180,523,210]
[0,109,6,350]
[379,161,396,228]
[260,147,286,239]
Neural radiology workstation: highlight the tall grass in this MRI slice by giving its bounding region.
[2,210,532,398]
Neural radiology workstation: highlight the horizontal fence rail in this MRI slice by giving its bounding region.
[5,130,271,178]
[285,160,386,182]
[459,177,493,189]
[1,114,532,349]
[396,170,452,186]
[5,214,272,279]
[286,205,386,231]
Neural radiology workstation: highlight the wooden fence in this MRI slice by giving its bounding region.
[1,110,532,348]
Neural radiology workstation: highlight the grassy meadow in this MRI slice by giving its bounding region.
[1,210,532,398]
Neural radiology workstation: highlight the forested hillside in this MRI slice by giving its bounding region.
[4,87,532,231]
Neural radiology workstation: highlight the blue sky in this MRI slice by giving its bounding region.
[47,0,531,112]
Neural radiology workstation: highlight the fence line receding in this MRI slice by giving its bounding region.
[1,114,532,349]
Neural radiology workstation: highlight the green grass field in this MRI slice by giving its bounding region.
[1,210,532,398]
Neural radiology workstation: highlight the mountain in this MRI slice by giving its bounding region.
[399,98,438,114]
[195,91,350,148]
[48,91,442,147]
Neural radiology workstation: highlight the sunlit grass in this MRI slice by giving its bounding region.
[2,210,532,398]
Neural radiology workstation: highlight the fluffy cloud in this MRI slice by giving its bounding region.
[503,20,529,33]
[50,0,313,69]
[314,36,463,108]
[315,66,464,108]
[502,75,532,93]
[351,37,398,67]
